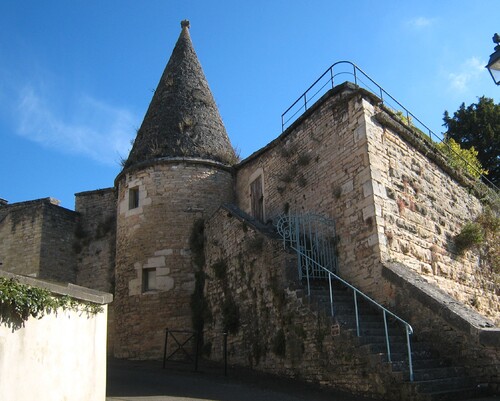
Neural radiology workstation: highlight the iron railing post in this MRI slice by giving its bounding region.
[383,310,391,363]
[162,328,169,369]
[223,332,228,377]
[303,218,311,296]
[295,217,303,281]
[406,326,414,382]
[194,330,200,372]
[329,273,334,317]
[354,291,360,337]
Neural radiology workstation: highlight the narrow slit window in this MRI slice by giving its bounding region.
[129,187,139,210]
[143,268,157,292]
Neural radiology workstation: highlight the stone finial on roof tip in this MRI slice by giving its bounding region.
[181,20,190,29]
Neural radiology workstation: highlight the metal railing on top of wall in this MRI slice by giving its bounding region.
[281,61,499,195]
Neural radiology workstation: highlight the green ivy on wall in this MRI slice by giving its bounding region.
[0,277,103,324]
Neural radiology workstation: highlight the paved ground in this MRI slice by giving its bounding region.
[106,358,375,401]
[106,358,500,401]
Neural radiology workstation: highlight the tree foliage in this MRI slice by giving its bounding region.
[443,97,500,187]
[436,138,488,179]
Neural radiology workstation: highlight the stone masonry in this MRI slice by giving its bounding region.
[74,188,116,293]
[237,85,391,297]
[1,22,498,399]
[0,198,77,283]
[236,83,498,324]
[204,206,407,400]
[365,104,499,324]
[113,160,234,358]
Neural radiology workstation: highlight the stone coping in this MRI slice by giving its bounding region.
[0,270,113,305]
[0,197,76,215]
[383,262,499,348]
[115,156,234,185]
[75,187,115,197]
[218,203,279,238]
[0,197,59,208]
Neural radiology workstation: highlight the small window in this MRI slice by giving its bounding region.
[143,268,157,292]
[129,187,139,209]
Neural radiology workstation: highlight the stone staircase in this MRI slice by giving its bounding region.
[304,280,483,401]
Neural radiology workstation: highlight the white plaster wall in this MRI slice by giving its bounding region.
[0,306,108,401]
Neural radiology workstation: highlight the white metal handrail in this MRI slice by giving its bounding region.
[276,213,414,382]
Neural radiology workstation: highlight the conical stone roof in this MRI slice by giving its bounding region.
[124,20,235,168]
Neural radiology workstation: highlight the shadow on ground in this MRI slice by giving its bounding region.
[106,358,374,401]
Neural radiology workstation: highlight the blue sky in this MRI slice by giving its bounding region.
[1,1,498,209]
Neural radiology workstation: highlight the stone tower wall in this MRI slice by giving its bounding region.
[74,188,116,293]
[114,159,234,359]
[0,198,77,283]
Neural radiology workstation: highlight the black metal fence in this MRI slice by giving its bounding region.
[162,328,228,376]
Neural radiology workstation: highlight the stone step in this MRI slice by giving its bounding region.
[337,313,395,325]
[394,366,467,381]
[357,334,408,345]
[333,306,382,318]
[418,386,480,401]
[295,277,478,401]
[351,326,407,337]
[391,358,451,371]
[311,286,354,299]
[412,376,477,395]
[363,341,435,356]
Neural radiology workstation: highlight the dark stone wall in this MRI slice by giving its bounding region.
[39,202,77,282]
[0,198,77,283]
[75,188,116,293]
[203,206,401,400]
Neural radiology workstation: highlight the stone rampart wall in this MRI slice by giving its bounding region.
[0,198,77,283]
[231,85,498,391]
[0,201,44,275]
[203,207,400,399]
[236,84,498,324]
[236,86,385,296]
[364,104,499,324]
[383,262,499,392]
[39,202,78,283]
[75,188,116,293]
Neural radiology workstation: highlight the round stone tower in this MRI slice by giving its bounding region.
[114,21,235,359]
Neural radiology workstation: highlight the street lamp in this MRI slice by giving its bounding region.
[486,33,500,85]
